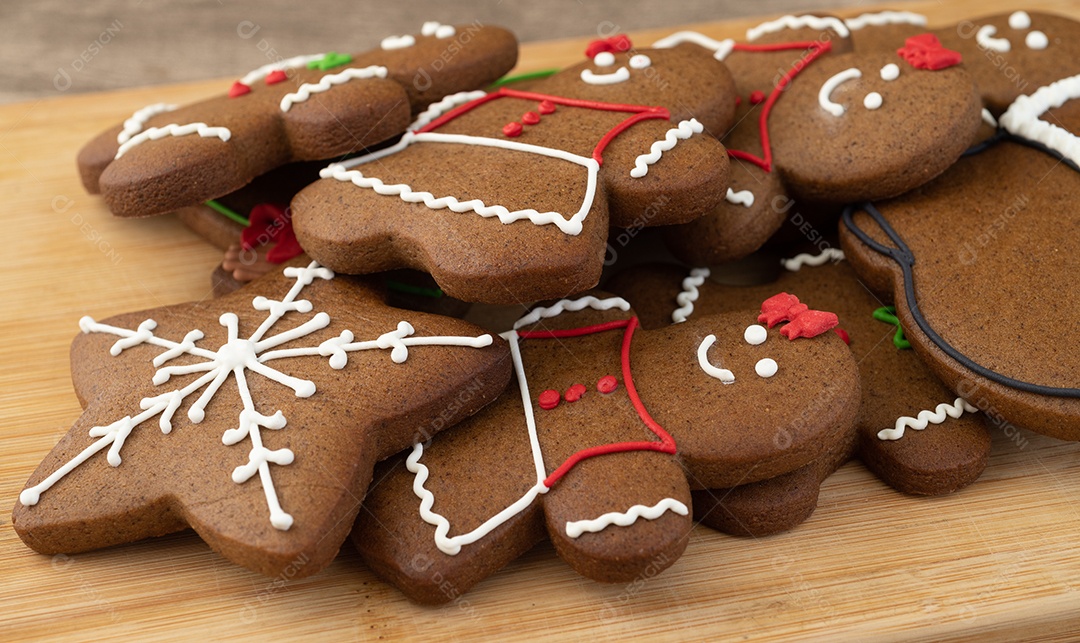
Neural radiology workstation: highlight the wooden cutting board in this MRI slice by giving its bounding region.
[4,1,1080,640]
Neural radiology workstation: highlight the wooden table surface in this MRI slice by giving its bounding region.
[4,1,1080,640]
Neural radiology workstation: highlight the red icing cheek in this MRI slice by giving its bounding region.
[564,383,587,402]
[538,390,560,410]
[597,375,618,394]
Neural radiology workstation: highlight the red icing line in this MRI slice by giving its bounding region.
[834,328,850,345]
[414,87,671,166]
[725,40,834,172]
[597,375,618,394]
[539,390,561,410]
[228,81,251,98]
[538,317,677,489]
[564,383,587,402]
[517,319,631,339]
[503,122,523,137]
[265,70,288,85]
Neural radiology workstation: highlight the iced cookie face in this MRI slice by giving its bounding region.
[935,11,1080,114]
[770,44,982,203]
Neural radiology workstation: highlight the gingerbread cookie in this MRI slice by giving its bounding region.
[13,259,511,578]
[78,23,518,217]
[352,291,859,602]
[840,73,1080,440]
[608,255,992,497]
[291,35,736,304]
[654,17,980,266]
[935,11,1080,115]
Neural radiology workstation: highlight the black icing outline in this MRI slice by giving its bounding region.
[842,131,1080,398]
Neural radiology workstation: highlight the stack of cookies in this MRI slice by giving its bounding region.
[13,11,1079,604]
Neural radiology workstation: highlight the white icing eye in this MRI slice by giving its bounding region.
[744,324,767,345]
[864,92,883,110]
[880,63,899,81]
[629,54,652,69]
[1027,30,1049,50]
[1009,11,1031,30]
[594,52,616,67]
[755,358,778,378]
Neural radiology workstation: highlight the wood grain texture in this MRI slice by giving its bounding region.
[4,1,1080,640]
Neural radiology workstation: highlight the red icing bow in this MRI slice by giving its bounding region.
[897,34,962,71]
[759,293,839,341]
[585,35,633,59]
[240,203,303,264]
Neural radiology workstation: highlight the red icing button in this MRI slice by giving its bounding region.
[564,383,587,402]
[265,70,288,85]
[749,90,766,105]
[538,389,561,410]
[597,375,618,394]
[735,96,742,107]
[503,122,523,137]
[522,111,541,125]
[228,81,251,98]
[834,327,850,345]
[538,100,556,115]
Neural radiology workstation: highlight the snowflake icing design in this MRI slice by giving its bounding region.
[19,262,493,531]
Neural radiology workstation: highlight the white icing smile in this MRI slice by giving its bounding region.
[819,68,862,116]
[580,53,651,85]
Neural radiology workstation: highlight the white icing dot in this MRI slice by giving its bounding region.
[1009,11,1031,30]
[1027,30,1049,50]
[880,63,900,81]
[755,358,778,378]
[744,325,767,346]
[594,52,616,67]
[629,54,652,69]
[864,92,883,110]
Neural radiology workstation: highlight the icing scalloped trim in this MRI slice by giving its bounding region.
[410,90,488,130]
[673,268,710,323]
[845,11,927,31]
[781,248,845,271]
[240,53,326,86]
[1000,74,1080,167]
[725,188,754,207]
[651,31,735,60]
[630,119,703,178]
[115,123,231,159]
[279,66,389,112]
[514,295,631,329]
[565,498,688,538]
[878,398,979,440]
[117,103,178,145]
[747,15,849,41]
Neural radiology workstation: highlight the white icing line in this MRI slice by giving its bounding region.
[1000,73,1080,167]
[117,103,178,145]
[725,188,755,207]
[976,25,1011,53]
[630,118,703,178]
[565,498,689,538]
[410,90,488,130]
[877,398,979,440]
[381,35,415,50]
[114,123,231,159]
[819,67,862,117]
[581,66,630,85]
[280,65,389,112]
[320,131,599,235]
[697,335,735,384]
[845,11,927,31]
[19,261,495,531]
[747,15,850,41]
[781,248,845,271]
[651,31,735,60]
[673,268,710,324]
[240,53,326,86]
[514,296,631,329]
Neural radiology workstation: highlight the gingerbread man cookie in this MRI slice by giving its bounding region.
[608,254,993,497]
[840,73,1080,440]
[291,35,736,304]
[352,291,859,603]
[78,23,518,217]
[13,259,511,578]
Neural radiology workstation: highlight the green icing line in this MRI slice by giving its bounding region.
[488,68,559,88]
[872,306,911,350]
[307,52,352,70]
[385,280,444,298]
[205,199,249,226]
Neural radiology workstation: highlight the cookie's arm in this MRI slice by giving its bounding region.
[601,118,730,228]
